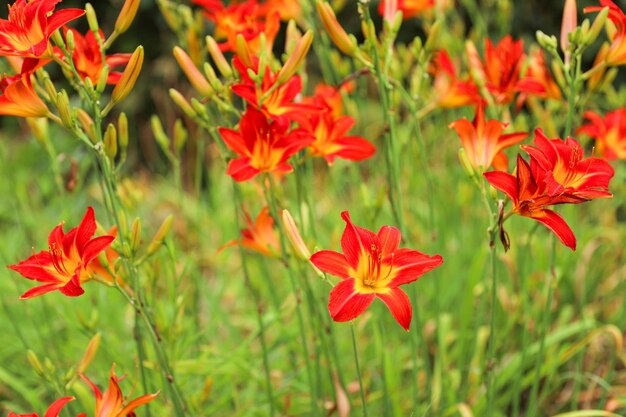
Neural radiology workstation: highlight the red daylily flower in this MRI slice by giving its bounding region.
[8,397,75,417]
[310,212,443,331]
[521,129,614,200]
[65,28,131,85]
[484,154,583,250]
[585,0,626,66]
[0,72,50,118]
[466,36,526,105]
[232,57,320,127]
[516,49,562,106]
[578,108,626,160]
[219,107,314,181]
[378,0,436,19]
[449,102,527,172]
[192,0,279,54]
[8,207,116,299]
[79,364,158,417]
[222,207,281,257]
[431,50,481,109]
[0,0,84,58]
[259,0,301,21]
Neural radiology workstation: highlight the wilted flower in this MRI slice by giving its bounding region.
[449,102,527,172]
[579,108,626,159]
[8,207,116,299]
[310,212,443,331]
[219,107,314,181]
[0,0,84,58]
[80,364,158,417]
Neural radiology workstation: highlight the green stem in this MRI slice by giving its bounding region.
[350,325,368,417]
[485,241,498,416]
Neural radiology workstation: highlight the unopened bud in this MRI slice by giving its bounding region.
[43,77,58,103]
[65,29,75,52]
[173,46,213,97]
[76,333,100,374]
[174,119,188,151]
[424,20,441,51]
[560,0,577,61]
[206,36,232,77]
[26,117,49,144]
[281,209,311,260]
[458,148,477,179]
[190,98,208,118]
[536,30,558,51]
[147,214,174,256]
[203,63,223,91]
[285,20,302,56]
[85,3,100,33]
[27,350,45,377]
[276,30,313,85]
[151,115,170,151]
[111,45,143,104]
[169,89,196,118]
[115,0,140,34]
[96,64,109,94]
[118,112,128,164]
[76,109,97,143]
[130,217,142,251]
[584,6,609,45]
[236,34,254,68]
[56,90,74,129]
[316,1,358,56]
[104,123,118,160]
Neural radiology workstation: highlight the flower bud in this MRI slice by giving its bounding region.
[26,117,48,144]
[151,114,170,151]
[236,34,254,68]
[76,109,97,143]
[206,35,232,77]
[458,148,477,179]
[560,0,577,63]
[43,77,58,103]
[65,28,75,52]
[76,333,100,374]
[118,112,128,164]
[115,0,140,34]
[56,90,74,129]
[174,119,187,151]
[276,30,313,85]
[96,64,109,94]
[316,1,358,56]
[424,20,441,52]
[111,45,144,104]
[584,6,609,45]
[130,217,142,252]
[285,20,302,56]
[536,30,558,51]
[85,3,100,33]
[104,123,118,160]
[27,350,45,377]
[190,98,208,118]
[203,63,224,91]
[169,89,196,118]
[147,214,174,256]
[281,209,311,260]
[173,46,213,97]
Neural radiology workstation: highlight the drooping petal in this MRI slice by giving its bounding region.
[528,208,577,250]
[328,278,375,322]
[227,157,260,182]
[43,397,74,417]
[58,274,85,297]
[376,287,412,331]
[20,282,63,299]
[388,250,443,287]
[310,250,351,279]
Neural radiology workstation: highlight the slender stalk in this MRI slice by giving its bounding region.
[485,241,498,415]
[350,324,368,417]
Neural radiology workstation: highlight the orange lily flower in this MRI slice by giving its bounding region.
[579,108,626,160]
[219,107,314,181]
[223,207,281,257]
[232,57,321,128]
[449,102,527,172]
[310,212,443,331]
[79,364,158,417]
[259,0,301,21]
[0,0,84,58]
[585,0,626,66]
[378,0,436,19]
[0,73,50,118]
[521,129,614,200]
[65,28,132,85]
[8,207,116,299]
[466,36,526,105]
[431,50,481,109]
[517,49,562,104]
[8,397,75,417]
[192,0,279,54]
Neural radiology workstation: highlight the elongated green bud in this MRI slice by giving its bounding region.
[173,46,213,97]
[584,6,609,45]
[104,123,118,160]
[276,30,313,85]
[85,4,99,33]
[115,0,140,35]
[77,333,101,374]
[174,119,187,151]
[206,35,232,77]
[147,215,174,256]
[111,46,144,104]
[130,217,142,252]
[169,89,196,118]
[56,90,73,129]
[151,115,170,151]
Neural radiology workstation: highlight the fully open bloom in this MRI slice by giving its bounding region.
[431,50,481,109]
[65,28,131,85]
[310,212,443,330]
[378,0,436,19]
[8,397,75,417]
[79,365,158,417]
[8,207,116,299]
[219,107,314,181]
[484,130,614,250]
[222,207,281,257]
[466,36,526,105]
[0,0,84,58]
[449,102,527,172]
[578,108,626,160]
[192,0,279,54]
[521,129,614,200]
[0,73,50,117]
[232,57,320,127]
[585,0,626,66]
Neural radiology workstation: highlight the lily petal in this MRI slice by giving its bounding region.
[377,287,412,331]
[310,250,351,279]
[328,278,375,322]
